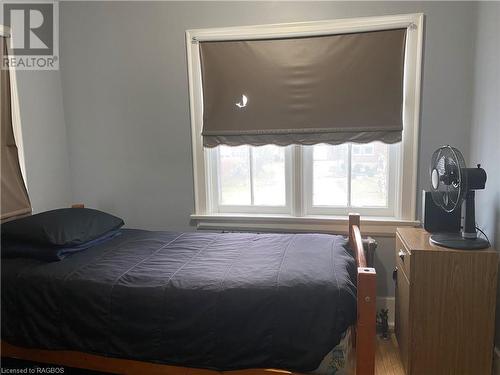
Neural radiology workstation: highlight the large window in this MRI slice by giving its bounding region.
[207,142,398,216]
[188,14,423,226]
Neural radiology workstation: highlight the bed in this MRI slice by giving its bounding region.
[1,213,376,375]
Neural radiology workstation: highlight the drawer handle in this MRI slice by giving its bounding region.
[398,249,405,262]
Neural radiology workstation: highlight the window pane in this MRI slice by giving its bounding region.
[351,142,388,207]
[352,144,375,155]
[252,145,286,206]
[312,144,348,206]
[218,146,251,205]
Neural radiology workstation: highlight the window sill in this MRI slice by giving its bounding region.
[190,213,419,237]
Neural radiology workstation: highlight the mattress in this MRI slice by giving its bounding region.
[1,229,357,372]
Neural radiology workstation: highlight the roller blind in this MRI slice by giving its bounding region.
[200,29,406,147]
[1,37,31,221]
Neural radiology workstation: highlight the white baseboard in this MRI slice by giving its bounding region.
[377,296,395,330]
[493,346,500,375]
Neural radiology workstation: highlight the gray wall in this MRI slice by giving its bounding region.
[58,1,478,297]
[469,2,500,345]
[14,70,72,212]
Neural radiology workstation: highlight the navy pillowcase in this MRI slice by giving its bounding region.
[1,229,122,261]
[1,208,124,247]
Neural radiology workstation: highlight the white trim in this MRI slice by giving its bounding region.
[191,213,419,237]
[187,14,420,42]
[292,145,304,217]
[186,30,206,214]
[1,25,28,189]
[186,13,424,221]
[399,13,424,220]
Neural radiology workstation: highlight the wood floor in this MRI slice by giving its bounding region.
[2,334,405,375]
[375,334,405,375]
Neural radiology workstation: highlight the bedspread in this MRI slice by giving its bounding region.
[1,229,357,372]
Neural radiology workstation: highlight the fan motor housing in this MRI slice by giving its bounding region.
[465,167,487,190]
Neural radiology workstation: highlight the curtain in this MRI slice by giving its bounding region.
[1,37,31,221]
[200,29,406,147]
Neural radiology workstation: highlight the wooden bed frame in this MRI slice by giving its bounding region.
[1,213,376,375]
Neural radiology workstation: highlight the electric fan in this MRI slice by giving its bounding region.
[429,145,489,249]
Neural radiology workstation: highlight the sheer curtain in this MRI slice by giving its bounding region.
[1,37,31,221]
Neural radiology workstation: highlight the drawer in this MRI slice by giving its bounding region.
[396,233,411,279]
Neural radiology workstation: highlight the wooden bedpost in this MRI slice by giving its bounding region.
[349,213,361,252]
[349,213,376,375]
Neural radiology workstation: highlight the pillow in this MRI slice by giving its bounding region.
[1,208,124,247]
[1,229,122,261]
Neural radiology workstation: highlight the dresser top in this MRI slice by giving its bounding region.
[396,227,497,253]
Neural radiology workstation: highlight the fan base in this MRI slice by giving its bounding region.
[430,233,490,250]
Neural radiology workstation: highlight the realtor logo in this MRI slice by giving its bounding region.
[2,1,59,70]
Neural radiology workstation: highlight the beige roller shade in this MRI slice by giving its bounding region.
[1,38,31,221]
[200,29,406,147]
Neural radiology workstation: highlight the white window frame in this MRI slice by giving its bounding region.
[0,25,28,187]
[186,14,424,233]
[303,143,400,217]
[206,146,293,215]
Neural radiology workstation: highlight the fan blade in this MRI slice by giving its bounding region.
[449,189,458,205]
[444,157,451,174]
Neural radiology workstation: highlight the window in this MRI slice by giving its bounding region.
[207,142,398,216]
[304,142,398,216]
[352,144,375,156]
[208,145,290,212]
[188,14,423,226]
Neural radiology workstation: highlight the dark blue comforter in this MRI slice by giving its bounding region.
[1,229,357,371]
